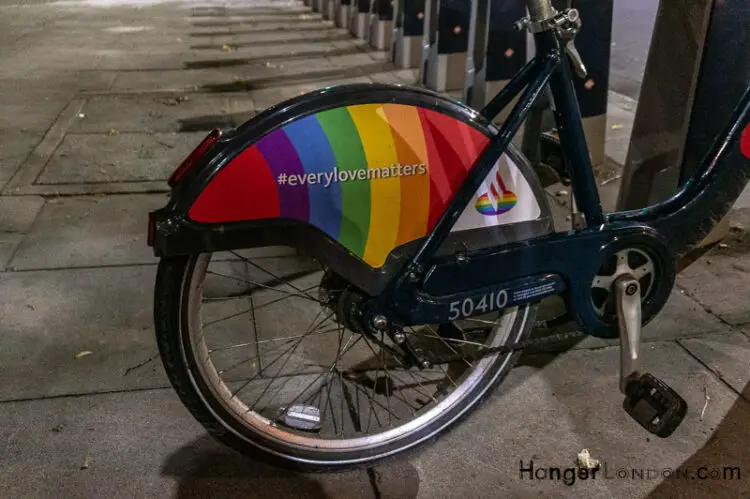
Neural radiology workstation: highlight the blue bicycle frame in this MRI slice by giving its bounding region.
[369,26,750,338]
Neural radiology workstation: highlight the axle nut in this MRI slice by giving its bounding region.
[372,315,388,330]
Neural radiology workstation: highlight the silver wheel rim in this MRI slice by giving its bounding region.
[184,250,521,454]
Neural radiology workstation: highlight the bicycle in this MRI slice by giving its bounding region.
[148,0,750,471]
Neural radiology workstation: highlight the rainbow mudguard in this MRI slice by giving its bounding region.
[149,84,553,295]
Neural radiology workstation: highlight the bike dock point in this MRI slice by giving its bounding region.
[312,0,749,243]
[617,0,750,249]
[313,0,613,168]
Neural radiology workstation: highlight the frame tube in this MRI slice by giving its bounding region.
[534,29,605,226]
[385,53,560,293]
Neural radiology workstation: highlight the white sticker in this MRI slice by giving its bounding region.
[451,154,542,233]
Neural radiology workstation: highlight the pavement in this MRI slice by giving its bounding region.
[1,0,749,498]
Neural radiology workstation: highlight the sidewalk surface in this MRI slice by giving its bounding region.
[1,1,749,498]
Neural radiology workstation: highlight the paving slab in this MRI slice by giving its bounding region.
[0,265,167,400]
[0,133,40,189]
[679,330,750,402]
[677,208,750,326]
[0,195,45,233]
[373,342,750,498]
[188,27,341,48]
[70,94,240,133]
[110,58,342,93]
[369,72,408,85]
[189,6,314,17]
[36,131,206,184]
[0,389,377,499]
[0,195,45,269]
[0,234,23,270]
[188,22,335,39]
[8,194,166,270]
[735,184,750,210]
[0,83,80,136]
[95,50,199,71]
[605,91,636,169]
[190,15,329,29]
[182,42,363,70]
[248,77,373,110]
[530,288,726,353]
[0,250,343,401]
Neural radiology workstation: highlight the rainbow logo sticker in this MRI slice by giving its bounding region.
[475,171,518,216]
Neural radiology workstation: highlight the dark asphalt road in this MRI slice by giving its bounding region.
[610,0,659,99]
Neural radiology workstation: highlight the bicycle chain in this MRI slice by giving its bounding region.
[421,329,588,365]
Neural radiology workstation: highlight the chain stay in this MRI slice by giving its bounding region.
[408,329,587,365]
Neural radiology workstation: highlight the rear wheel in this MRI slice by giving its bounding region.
[154,249,536,471]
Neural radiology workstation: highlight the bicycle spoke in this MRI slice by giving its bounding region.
[203,284,320,330]
[207,269,320,303]
[424,325,474,369]
[229,251,322,303]
[360,335,419,414]
[323,374,339,435]
[202,282,316,302]
[462,317,498,326]
[275,335,363,422]
[403,328,487,349]
[209,326,341,353]
[228,308,333,396]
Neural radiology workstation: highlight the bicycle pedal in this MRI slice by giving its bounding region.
[623,373,687,438]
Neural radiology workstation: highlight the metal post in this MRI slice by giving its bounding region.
[420,0,439,86]
[617,0,750,247]
[351,0,372,39]
[370,0,394,50]
[393,0,425,68]
[324,0,338,20]
[420,0,472,92]
[465,0,527,123]
[557,0,613,168]
[337,0,352,29]
[464,0,490,106]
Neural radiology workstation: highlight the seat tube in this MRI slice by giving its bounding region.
[526,0,555,21]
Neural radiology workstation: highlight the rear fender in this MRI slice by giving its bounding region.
[149,83,552,295]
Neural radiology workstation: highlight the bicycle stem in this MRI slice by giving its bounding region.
[526,0,556,22]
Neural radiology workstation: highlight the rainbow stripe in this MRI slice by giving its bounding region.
[190,104,492,268]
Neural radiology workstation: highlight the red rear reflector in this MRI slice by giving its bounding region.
[168,129,222,187]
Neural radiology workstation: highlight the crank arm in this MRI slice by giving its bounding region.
[614,275,641,393]
[614,276,688,437]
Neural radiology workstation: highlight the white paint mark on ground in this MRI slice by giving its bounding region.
[103,26,153,33]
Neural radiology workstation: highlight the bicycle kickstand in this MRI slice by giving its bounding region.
[615,275,688,438]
